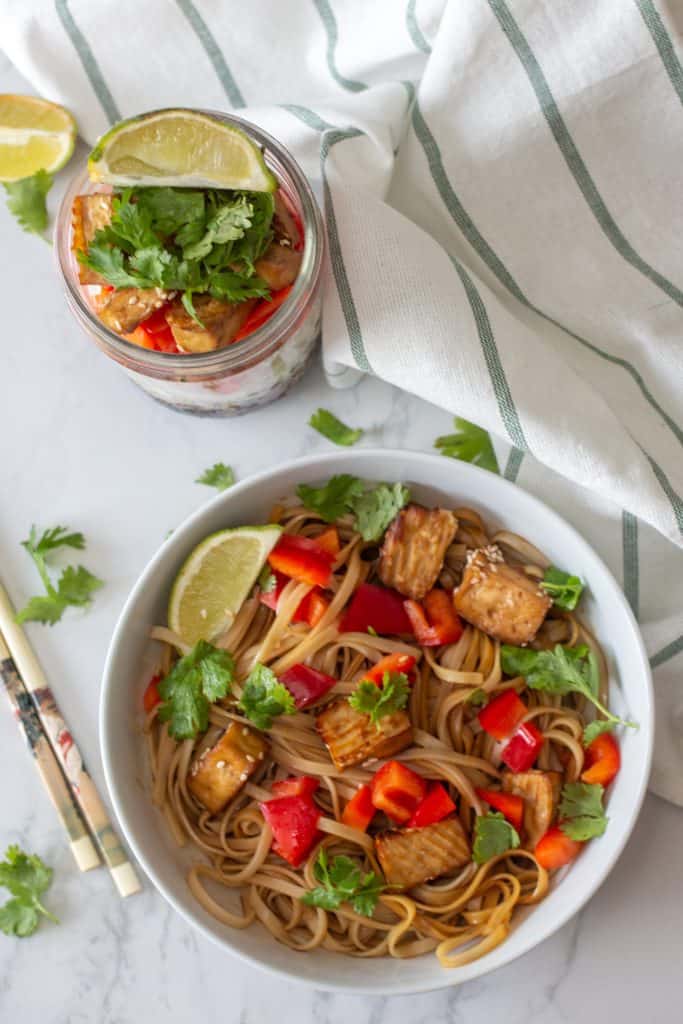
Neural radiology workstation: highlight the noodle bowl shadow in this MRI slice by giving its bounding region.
[100,450,653,994]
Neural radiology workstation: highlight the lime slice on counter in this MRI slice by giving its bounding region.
[0,94,77,182]
[168,525,282,645]
[88,109,277,191]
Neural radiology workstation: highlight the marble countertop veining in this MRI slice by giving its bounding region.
[0,52,681,1024]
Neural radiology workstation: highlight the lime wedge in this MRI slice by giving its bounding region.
[0,94,76,182]
[168,525,282,646]
[88,109,277,191]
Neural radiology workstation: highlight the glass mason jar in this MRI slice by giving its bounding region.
[55,111,324,415]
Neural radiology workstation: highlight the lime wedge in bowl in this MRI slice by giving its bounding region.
[88,109,277,191]
[168,525,282,646]
[0,94,76,182]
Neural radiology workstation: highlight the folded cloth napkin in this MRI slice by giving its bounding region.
[1,0,681,802]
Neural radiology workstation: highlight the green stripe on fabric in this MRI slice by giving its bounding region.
[281,104,337,134]
[635,0,683,107]
[489,0,683,309]
[54,0,120,123]
[650,634,683,668]
[313,0,368,92]
[175,0,245,107]
[641,448,683,535]
[406,0,432,54]
[503,447,525,482]
[621,511,640,618]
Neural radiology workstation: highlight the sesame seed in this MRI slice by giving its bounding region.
[199,609,208,620]
[242,727,249,736]
[215,760,226,769]
[239,772,248,781]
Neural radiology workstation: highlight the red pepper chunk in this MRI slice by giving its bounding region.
[581,732,620,787]
[476,788,524,832]
[363,653,416,686]
[142,673,161,713]
[341,784,375,832]
[134,305,180,353]
[271,776,320,799]
[259,794,321,867]
[534,826,583,870]
[233,285,294,342]
[313,527,340,556]
[259,571,330,627]
[478,690,527,741]
[407,782,456,828]
[403,590,463,647]
[279,664,337,709]
[501,721,544,773]
[339,583,414,636]
[268,533,334,587]
[371,760,427,824]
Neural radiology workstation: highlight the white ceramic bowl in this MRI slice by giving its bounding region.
[100,450,653,994]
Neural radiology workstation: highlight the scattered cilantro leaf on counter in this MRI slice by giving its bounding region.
[582,719,615,746]
[348,672,410,729]
[301,850,385,917]
[238,663,296,730]
[559,782,608,841]
[309,409,363,447]
[472,812,520,864]
[157,640,234,740]
[541,567,584,611]
[196,462,235,491]
[296,475,365,523]
[3,170,53,238]
[435,417,499,474]
[0,845,58,937]
[16,525,102,626]
[350,482,410,542]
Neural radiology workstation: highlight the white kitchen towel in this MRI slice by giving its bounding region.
[1,0,681,802]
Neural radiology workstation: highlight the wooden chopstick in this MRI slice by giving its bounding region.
[0,580,142,898]
[0,631,101,872]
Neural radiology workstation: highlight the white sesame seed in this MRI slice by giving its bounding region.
[239,772,248,781]
[245,754,255,763]
[199,608,208,620]
[215,760,226,769]
[242,727,249,736]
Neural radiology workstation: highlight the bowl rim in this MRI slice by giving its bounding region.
[100,448,654,994]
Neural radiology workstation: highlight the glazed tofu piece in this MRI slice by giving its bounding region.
[273,191,302,248]
[452,547,551,645]
[254,241,302,291]
[378,504,458,601]
[166,294,256,352]
[71,193,114,284]
[375,817,471,889]
[99,287,171,334]
[188,721,268,815]
[502,770,561,848]
[316,700,412,770]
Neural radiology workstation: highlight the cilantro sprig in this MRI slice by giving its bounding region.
[541,566,584,611]
[296,476,410,542]
[472,812,521,864]
[348,671,410,728]
[0,846,58,937]
[196,462,235,491]
[16,525,103,626]
[435,417,499,473]
[158,640,235,739]
[559,782,608,841]
[3,170,53,239]
[238,663,296,730]
[309,409,363,447]
[301,849,385,917]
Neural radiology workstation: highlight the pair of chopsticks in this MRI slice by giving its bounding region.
[0,580,141,898]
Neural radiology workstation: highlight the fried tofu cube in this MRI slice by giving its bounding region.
[375,817,471,889]
[187,721,268,815]
[254,241,302,291]
[316,700,412,770]
[502,770,561,847]
[378,504,458,601]
[98,287,171,334]
[71,194,114,284]
[452,547,551,645]
[166,295,256,352]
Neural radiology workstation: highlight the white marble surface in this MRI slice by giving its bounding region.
[1,53,682,1023]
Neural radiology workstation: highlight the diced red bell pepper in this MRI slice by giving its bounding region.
[407,782,456,828]
[259,793,321,867]
[581,732,620,787]
[313,527,340,556]
[534,826,583,870]
[142,673,161,713]
[476,788,524,832]
[501,721,544,773]
[341,784,375,832]
[279,663,337,709]
[233,285,293,342]
[403,590,463,646]
[363,652,416,685]
[371,760,427,824]
[293,589,330,627]
[339,582,414,636]
[268,533,334,587]
[132,304,181,353]
[271,775,320,799]
[478,690,527,741]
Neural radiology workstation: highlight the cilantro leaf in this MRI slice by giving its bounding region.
[472,812,521,864]
[3,170,53,237]
[348,672,410,728]
[582,719,615,746]
[0,845,58,937]
[466,687,488,707]
[559,782,608,840]
[134,187,205,236]
[16,525,102,626]
[79,243,151,288]
[309,409,363,447]
[238,663,296,730]
[349,482,410,542]
[435,417,499,473]
[541,566,584,611]
[157,641,234,740]
[53,565,103,608]
[258,565,277,593]
[196,462,235,491]
[301,850,385,917]
[208,270,270,304]
[296,475,365,523]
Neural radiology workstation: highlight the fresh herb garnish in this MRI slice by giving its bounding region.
[258,565,277,594]
[541,566,584,611]
[157,640,234,740]
[3,170,53,238]
[296,476,410,542]
[238,663,296,730]
[466,687,488,707]
[296,474,365,522]
[500,643,636,744]
[582,719,616,746]
[0,845,58,937]
[472,812,520,864]
[559,782,608,840]
[301,849,385,917]
[196,462,235,491]
[309,408,363,447]
[348,671,410,728]
[435,417,499,473]
[16,525,103,625]
[366,625,378,637]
